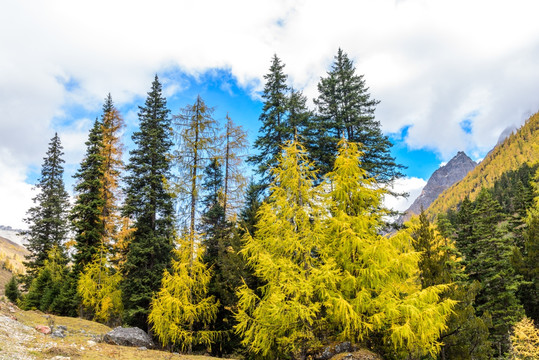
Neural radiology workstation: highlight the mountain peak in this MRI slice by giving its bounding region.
[402,151,477,221]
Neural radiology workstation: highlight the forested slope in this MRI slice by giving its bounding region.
[427,112,539,216]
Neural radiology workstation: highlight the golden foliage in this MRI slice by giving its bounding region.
[427,112,539,217]
[509,317,539,359]
[148,236,220,351]
[100,107,125,248]
[235,139,455,358]
[78,250,123,324]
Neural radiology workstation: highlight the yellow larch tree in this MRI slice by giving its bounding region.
[235,139,455,359]
[509,317,539,359]
[222,114,248,220]
[149,236,220,352]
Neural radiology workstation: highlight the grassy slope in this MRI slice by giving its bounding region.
[426,112,539,217]
[0,236,29,295]
[0,301,230,360]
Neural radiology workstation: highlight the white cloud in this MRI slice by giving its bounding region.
[384,177,427,213]
[3,0,539,226]
[0,150,36,229]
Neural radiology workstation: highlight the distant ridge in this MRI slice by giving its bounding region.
[402,151,477,222]
[426,112,539,217]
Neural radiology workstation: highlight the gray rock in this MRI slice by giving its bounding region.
[103,326,154,348]
[51,330,66,338]
[402,151,477,222]
[315,342,356,360]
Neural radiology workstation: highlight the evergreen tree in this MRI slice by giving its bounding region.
[517,167,539,323]
[23,133,70,284]
[248,54,291,186]
[71,119,105,276]
[122,76,175,330]
[467,189,524,356]
[309,48,403,181]
[200,157,226,263]
[409,212,492,360]
[239,180,264,237]
[200,157,250,356]
[5,275,20,303]
[22,246,68,313]
[287,88,312,139]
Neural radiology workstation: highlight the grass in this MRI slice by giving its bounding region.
[0,302,235,360]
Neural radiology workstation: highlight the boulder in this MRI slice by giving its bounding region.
[103,326,154,348]
[330,349,383,360]
[35,325,51,334]
[316,342,356,360]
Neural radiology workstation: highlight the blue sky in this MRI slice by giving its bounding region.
[3,0,539,228]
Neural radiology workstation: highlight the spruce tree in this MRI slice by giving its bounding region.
[200,157,226,263]
[309,48,403,181]
[410,212,492,360]
[71,119,105,276]
[22,246,68,313]
[122,76,175,330]
[23,133,70,284]
[248,54,291,186]
[468,189,524,356]
[5,276,20,303]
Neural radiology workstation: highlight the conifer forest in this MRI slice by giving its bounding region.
[12,50,539,359]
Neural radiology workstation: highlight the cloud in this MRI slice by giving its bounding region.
[0,149,36,229]
[384,176,427,213]
[3,0,539,226]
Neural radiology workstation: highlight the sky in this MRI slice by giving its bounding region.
[2,0,539,229]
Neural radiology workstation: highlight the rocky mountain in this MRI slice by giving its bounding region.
[426,111,539,217]
[402,151,477,222]
[0,226,26,248]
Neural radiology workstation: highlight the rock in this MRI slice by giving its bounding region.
[86,340,97,347]
[138,346,147,350]
[51,325,67,338]
[51,330,66,338]
[35,325,51,334]
[315,342,356,360]
[103,326,154,348]
[330,349,383,360]
[402,151,477,222]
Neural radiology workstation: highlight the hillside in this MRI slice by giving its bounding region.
[426,111,539,217]
[0,301,227,360]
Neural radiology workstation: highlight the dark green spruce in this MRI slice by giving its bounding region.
[248,55,292,186]
[122,76,175,330]
[23,133,70,285]
[454,189,525,357]
[411,211,492,360]
[70,119,105,276]
[309,48,403,182]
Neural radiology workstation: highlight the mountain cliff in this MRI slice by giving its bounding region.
[402,151,477,221]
